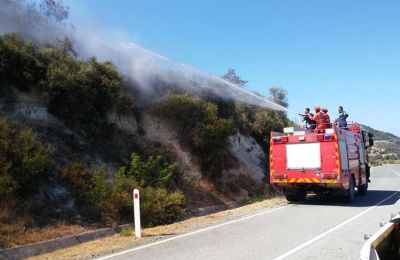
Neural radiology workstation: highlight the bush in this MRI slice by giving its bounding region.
[0,33,125,137]
[64,153,185,225]
[141,187,185,226]
[122,153,176,188]
[156,94,236,177]
[156,94,206,138]
[0,33,45,94]
[120,227,134,236]
[85,168,110,207]
[45,56,122,135]
[59,159,91,189]
[0,118,54,198]
[251,108,291,150]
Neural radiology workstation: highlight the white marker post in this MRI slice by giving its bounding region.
[133,189,141,237]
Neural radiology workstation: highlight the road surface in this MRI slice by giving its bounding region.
[98,165,400,260]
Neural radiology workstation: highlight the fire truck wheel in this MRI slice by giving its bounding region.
[283,188,307,202]
[358,181,368,195]
[344,176,355,203]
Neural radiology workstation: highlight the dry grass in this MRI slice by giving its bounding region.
[0,199,93,248]
[28,196,286,260]
[0,222,90,248]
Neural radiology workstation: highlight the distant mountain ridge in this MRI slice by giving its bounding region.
[360,124,400,166]
[360,124,400,142]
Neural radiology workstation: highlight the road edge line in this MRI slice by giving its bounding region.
[96,204,290,260]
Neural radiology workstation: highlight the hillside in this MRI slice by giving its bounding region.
[361,124,400,166]
[361,124,400,142]
[3,0,398,250]
[0,27,291,248]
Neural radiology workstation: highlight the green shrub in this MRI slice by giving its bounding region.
[85,168,110,207]
[141,186,185,226]
[70,153,185,225]
[120,226,134,236]
[45,56,122,135]
[251,108,291,149]
[0,118,54,197]
[122,153,176,188]
[156,94,236,178]
[0,33,45,94]
[0,33,125,137]
[156,94,206,138]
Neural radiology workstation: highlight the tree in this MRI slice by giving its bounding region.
[45,56,122,135]
[39,0,69,23]
[57,37,77,56]
[268,86,288,108]
[0,33,45,94]
[157,94,236,177]
[0,118,54,198]
[222,69,248,87]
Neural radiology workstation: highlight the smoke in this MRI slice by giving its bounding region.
[0,0,69,42]
[0,0,290,113]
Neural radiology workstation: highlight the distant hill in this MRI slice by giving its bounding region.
[361,124,400,142]
[361,124,400,166]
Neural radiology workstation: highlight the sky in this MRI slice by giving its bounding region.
[64,0,400,136]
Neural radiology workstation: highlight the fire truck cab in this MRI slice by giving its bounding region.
[269,122,374,203]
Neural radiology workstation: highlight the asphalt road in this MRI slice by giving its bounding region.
[98,165,400,260]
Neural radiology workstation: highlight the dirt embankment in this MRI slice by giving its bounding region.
[1,96,271,250]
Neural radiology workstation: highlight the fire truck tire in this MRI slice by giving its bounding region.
[283,189,307,202]
[344,176,355,203]
[358,181,368,195]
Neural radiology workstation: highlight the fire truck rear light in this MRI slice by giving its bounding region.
[273,137,281,143]
[317,134,324,141]
[322,173,337,179]
[275,173,287,179]
[273,136,288,143]
[298,136,305,141]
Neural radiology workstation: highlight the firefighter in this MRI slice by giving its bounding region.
[337,106,349,127]
[322,108,331,128]
[310,106,325,130]
[299,108,316,130]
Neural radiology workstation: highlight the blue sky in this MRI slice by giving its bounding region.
[64,0,400,135]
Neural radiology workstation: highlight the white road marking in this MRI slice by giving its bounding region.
[273,167,400,260]
[97,166,400,260]
[388,166,400,177]
[96,204,291,260]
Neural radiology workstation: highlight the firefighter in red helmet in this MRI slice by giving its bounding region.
[311,106,326,130]
[322,108,331,128]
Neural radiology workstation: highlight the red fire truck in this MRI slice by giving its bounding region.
[269,122,374,202]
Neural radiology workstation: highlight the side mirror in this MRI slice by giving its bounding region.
[368,133,374,147]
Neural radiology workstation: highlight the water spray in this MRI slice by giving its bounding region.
[0,0,300,114]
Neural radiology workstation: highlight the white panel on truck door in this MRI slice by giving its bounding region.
[286,143,321,170]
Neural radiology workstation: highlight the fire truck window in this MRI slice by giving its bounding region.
[339,141,349,171]
[359,144,366,164]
